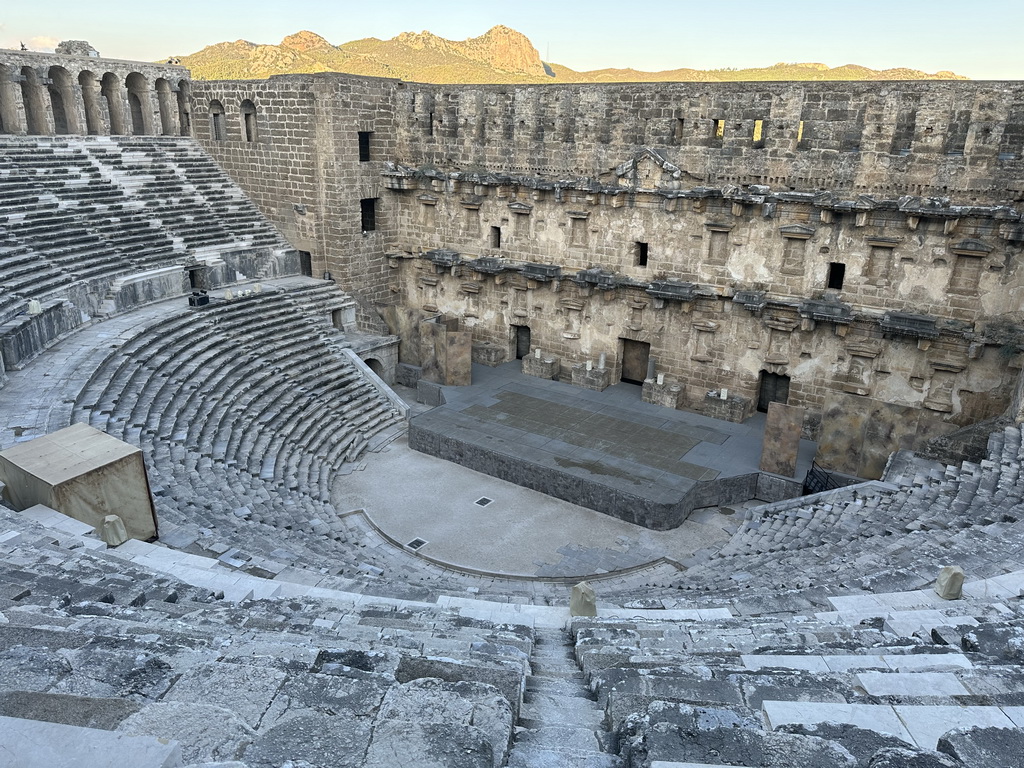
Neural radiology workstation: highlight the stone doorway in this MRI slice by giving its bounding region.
[513,325,531,359]
[757,370,790,412]
[620,339,650,385]
[298,251,312,277]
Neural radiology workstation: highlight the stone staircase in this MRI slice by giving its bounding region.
[508,625,624,767]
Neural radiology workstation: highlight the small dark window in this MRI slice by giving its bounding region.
[490,226,501,248]
[635,241,649,267]
[712,119,725,143]
[827,262,846,290]
[298,250,312,276]
[674,118,685,143]
[358,131,372,161]
[428,112,434,137]
[360,198,377,232]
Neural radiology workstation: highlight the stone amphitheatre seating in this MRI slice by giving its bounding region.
[0,505,534,767]
[665,426,1024,612]
[3,134,1024,765]
[0,135,290,327]
[67,282,444,596]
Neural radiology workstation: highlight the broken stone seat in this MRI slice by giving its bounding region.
[0,505,533,767]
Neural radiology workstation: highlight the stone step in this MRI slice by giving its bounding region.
[506,744,625,768]
[521,692,605,729]
[762,700,1024,749]
[526,675,594,697]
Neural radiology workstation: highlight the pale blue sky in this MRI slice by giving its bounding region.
[2,0,1021,80]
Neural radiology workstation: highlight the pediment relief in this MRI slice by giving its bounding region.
[779,224,816,239]
[614,147,702,190]
[949,238,993,256]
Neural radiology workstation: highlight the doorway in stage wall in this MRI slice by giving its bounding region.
[298,250,313,277]
[620,339,650,385]
[512,325,531,359]
[757,370,791,412]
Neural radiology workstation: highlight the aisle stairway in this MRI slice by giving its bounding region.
[508,626,624,767]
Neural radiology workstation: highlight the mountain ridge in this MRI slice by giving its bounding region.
[172,25,967,83]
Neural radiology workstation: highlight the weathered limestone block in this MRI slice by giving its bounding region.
[522,355,559,380]
[760,402,806,478]
[471,342,506,367]
[118,702,255,765]
[570,581,597,617]
[938,726,1024,767]
[364,720,494,768]
[100,515,128,546]
[642,379,685,409]
[570,364,611,392]
[934,565,965,600]
[702,392,754,423]
[375,678,513,768]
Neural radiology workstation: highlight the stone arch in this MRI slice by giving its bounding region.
[125,72,151,135]
[47,66,78,135]
[20,66,49,134]
[154,78,176,135]
[78,70,104,134]
[365,358,385,379]
[239,98,257,142]
[176,79,191,136]
[209,99,226,141]
[0,63,21,134]
[101,72,126,135]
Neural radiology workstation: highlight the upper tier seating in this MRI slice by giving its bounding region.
[0,135,291,326]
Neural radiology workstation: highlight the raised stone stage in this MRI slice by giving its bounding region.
[409,361,817,529]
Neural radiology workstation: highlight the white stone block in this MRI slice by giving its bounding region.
[857,671,969,697]
[742,654,830,672]
[892,705,1015,748]
[762,701,914,745]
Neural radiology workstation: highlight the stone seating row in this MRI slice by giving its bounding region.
[0,135,290,323]
[666,425,1024,609]
[570,603,1024,766]
[66,287,460,598]
[0,504,532,767]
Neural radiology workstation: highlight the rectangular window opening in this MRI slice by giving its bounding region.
[674,117,685,143]
[243,112,256,143]
[753,119,764,146]
[827,262,846,290]
[490,226,502,248]
[797,120,806,148]
[358,131,372,162]
[428,112,434,137]
[635,241,649,267]
[360,198,378,232]
[712,119,725,141]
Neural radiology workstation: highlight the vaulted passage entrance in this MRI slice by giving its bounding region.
[757,371,791,412]
[620,339,650,385]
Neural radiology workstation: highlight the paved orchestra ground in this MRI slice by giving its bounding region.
[334,362,817,578]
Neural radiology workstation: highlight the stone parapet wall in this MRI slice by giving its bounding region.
[389,79,1024,205]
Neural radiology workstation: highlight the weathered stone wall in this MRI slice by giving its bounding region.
[191,74,403,306]
[388,80,1024,204]
[179,73,1024,476]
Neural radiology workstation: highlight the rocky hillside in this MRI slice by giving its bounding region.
[173,25,966,83]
